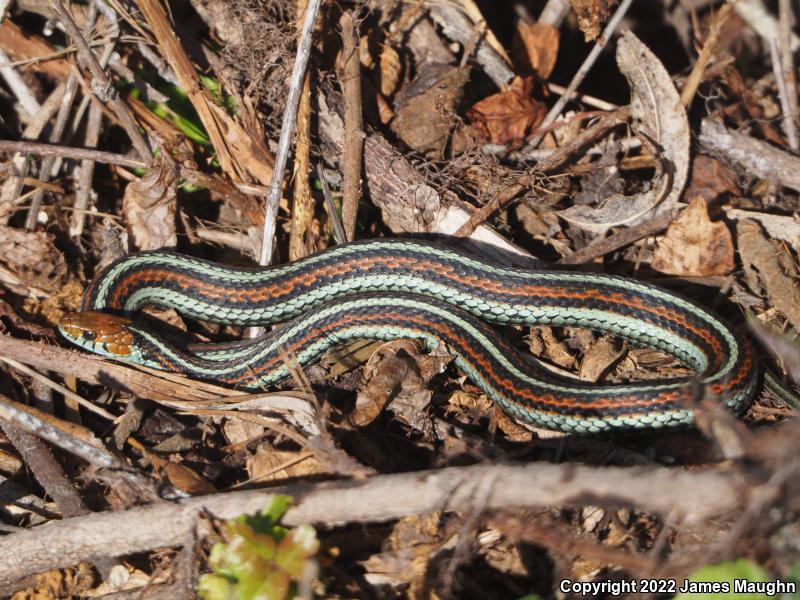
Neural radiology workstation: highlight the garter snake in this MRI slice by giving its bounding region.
[58,238,758,434]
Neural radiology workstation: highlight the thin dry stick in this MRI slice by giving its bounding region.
[136,0,240,180]
[528,0,633,149]
[779,0,798,122]
[0,357,115,420]
[454,180,528,237]
[558,208,678,265]
[0,84,66,223]
[0,140,268,196]
[1,423,86,516]
[50,0,150,162]
[317,163,346,244]
[0,461,747,589]
[0,333,235,403]
[769,39,799,151]
[339,10,364,242]
[288,84,313,257]
[0,139,148,168]
[547,82,617,112]
[537,0,571,27]
[71,100,103,237]
[24,3,100,230]
[288,0,315,261]
[71,7,120,237]
[0,47,41,118]
[679,3,733,108]
[0,394,125,471]
[258,0,323,266]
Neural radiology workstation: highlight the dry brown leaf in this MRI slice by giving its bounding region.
[560,31,690,232]
[246,445,326,482]
[207,100,274,186]
[0,447,23,477]
[362,513,453,590]
[579,336,624,382]
[468,76,547,145]
[532,326,575,369]
[652,197,734,276]
[513,22,559,79]
[159,461,217,495]
[571,0,617,41]
[737,219,800,329]
[723,208,800,246]
[0,225,67,294]
[379,43,402,97]
[685,154,740,203]
[391,64,469,157]
[122,152,178,251]
[351,340,436,429]
[493,405,535,441]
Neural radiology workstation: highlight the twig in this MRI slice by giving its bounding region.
[537,0,571,26]
[0,139,147,168]
[0,418,112,581]
[338,10,364,242]
[769,39,799,152]
[258,0,323,266]
[70,100,103,237]
[49,0,151,162]
[0,84,66,223]
[71,4,119,238]
[778,0,798,124]
[0,333,236,404]
[559,208,678,265]
[136,0,239,180]
[1,417,86,518]
[0,140,268,196]
[0,357,115,420]
[0,394,125,472]
[547,82,617,112]
[427,3,513,87]
[531,107,630,172]
[528,0,634,149]
[24,3,100,230]
[0,461,747,588]
[699,117,800,193]
[0,0,12,22]
[454,180,529,237]
[317,163,346,244]
[288,0,315,261]
[0,47,41,119]
[735,0,800,51]
[680,3,733,108]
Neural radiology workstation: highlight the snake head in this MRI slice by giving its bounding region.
[58,311,135,358]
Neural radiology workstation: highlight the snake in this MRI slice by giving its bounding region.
[58,238,758,434]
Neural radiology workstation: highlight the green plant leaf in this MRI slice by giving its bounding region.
[198,496,318,600]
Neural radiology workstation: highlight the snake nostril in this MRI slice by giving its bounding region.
[82,330,97,341]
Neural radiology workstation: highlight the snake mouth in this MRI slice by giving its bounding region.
[58,311,135,357]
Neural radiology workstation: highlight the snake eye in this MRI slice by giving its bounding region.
[82,330,97,341]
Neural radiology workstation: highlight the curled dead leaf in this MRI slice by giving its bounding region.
[380,43,402,97]
[123,152,179,251]
[247,445,326,482]
[468,76,547,145]
[651,197,734,276]
[571,0,616,42]
[391,64,469,157]
[0,225,67,294]
[513,22,559,79]
[737,219,800,329]
[560,31,690,232]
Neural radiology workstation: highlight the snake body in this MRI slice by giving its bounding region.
[58,238,758,433]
